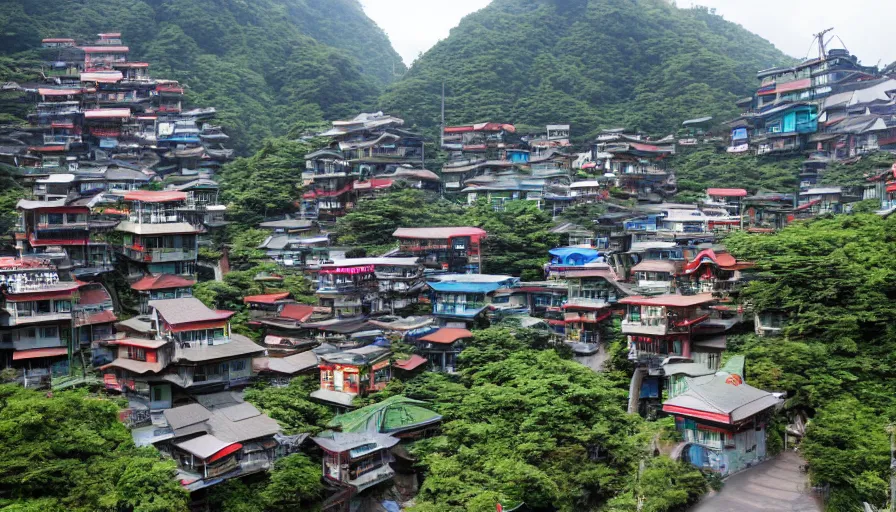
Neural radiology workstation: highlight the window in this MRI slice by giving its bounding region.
[54,300,71,313]
[41,326,58,339]
[16,302,32,317]
[153,387,163,401]
[24,328,36,338]
[47,213,64,225]
[127,347,147,361]
[35,301,51,314]
[230,360,246,372]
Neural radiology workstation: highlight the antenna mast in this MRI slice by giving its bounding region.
[813,27,834,60]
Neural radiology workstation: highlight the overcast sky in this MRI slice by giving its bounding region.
[360,0,896,68]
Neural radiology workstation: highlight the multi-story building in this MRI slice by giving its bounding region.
[393,226,487,273]
[115,190,201,276]
[0,258,80,387]
[304,113,426,220]
[310,345,393,407]
[426,274,519,327]
[316,258,423,318]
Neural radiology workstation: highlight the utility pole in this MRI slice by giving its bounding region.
[813,27,834,60]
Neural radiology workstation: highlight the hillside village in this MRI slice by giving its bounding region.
[0,23,895,512]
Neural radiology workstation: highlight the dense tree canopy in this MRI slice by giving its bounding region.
[725,214,896,509]
[381,0,795,139]
[670,147,801,200]
[0,385,189,512]
[374,327,708,512]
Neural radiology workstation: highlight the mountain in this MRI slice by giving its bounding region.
[0,0,406,152]
[380,0,797,137]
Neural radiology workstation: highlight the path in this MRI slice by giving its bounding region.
[690,451,822,512]
[573,344,611,372]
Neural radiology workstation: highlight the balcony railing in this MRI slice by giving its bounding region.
[621,320,667,336]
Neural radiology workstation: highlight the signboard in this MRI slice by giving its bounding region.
[319,265,375,275]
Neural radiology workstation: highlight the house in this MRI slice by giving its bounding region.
[316,258,423,318]
[557,267,626,344]
[798,187,843,215]
[620,293,717,416]
[412,327,473,373]
[704,188,747,216]
[102,298,263,403]
[153,392,292,490]
[664,358,782,476]
[0,257,80,387]
[115,190,201,277]
[313,431,400,492]
[427,274,519,327]
[130,274,195,314]
[545,247,605,278]
[258,232,330,268]
[678,247,752,299]
[311,345,393,408]
[741,193,795,232]
[393,227,487,273]
[15,198,109,271]
[252,351,320,387]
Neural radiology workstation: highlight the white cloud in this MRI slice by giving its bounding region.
[361,0,896,68]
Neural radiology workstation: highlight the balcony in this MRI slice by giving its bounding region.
[125,248,197,263]
[565,297,614,308]
[621,319,668,336]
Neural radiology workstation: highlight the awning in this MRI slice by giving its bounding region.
[12,347,68,360]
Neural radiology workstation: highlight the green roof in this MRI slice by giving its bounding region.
[327,395,442,434]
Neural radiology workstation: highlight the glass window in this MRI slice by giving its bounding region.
[55,300,71,313]
[41,326,58,338]
[35,301,51,314]
[16,302,32,317]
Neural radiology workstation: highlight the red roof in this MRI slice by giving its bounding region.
[29,235,89,247]
[12,347,68,361]
[707,188,748,198]
[208,443,243,463]
[77,286,111,305]
[796,199,821,211]
[0,258,52,270]
[114,338,168,349]
[776,78,812,94]
[394,355,428,371]
[169,319,230,333]
[393,227,487,240]
[419,328,473,345]
[131,274,195,291]
[7,289,79,301]
[243,292,290,305]
[78,310,118,326]
[122,190,187,203]
[683,249,739,274]
[80,46,129,53]
[629,142,663,152]
[279,304,315,322]
[354,178,393,190]
[29,146,67,153]
[98,32,122,38]
[83,108,130,119]
[619,293,715,308]
[42,38,75,43]
[888,183,896,193]
[38,88,81,96]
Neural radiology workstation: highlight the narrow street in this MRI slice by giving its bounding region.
[690,451,822,512]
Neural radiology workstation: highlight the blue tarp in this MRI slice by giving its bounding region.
[549,247,603,266]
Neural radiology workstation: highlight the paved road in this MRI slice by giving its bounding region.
[573,344,611,372]
[690,451,822,512]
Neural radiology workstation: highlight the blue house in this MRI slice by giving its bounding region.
[427,274,519,327]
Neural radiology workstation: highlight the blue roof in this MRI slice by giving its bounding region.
[549,247,603,265]
[427,281,506,294]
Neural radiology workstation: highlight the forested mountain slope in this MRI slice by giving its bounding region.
[0,0,405,152]
[381,0,796,137]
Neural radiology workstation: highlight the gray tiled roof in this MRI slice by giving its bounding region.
[174,334,263,363]
[664,375,782,423]
[149,297,230,325]
[164,403,211,430]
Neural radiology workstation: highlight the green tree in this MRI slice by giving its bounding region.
[0,385,188,511]
[260,453,325,512]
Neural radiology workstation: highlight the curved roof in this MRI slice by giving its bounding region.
[706,188,748,197]
[549,247,602,264]
[682,249,740,274]
[393,227,486,239]
[419,327,473,344]
[131,274,195,291]
[327,395,442,434]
